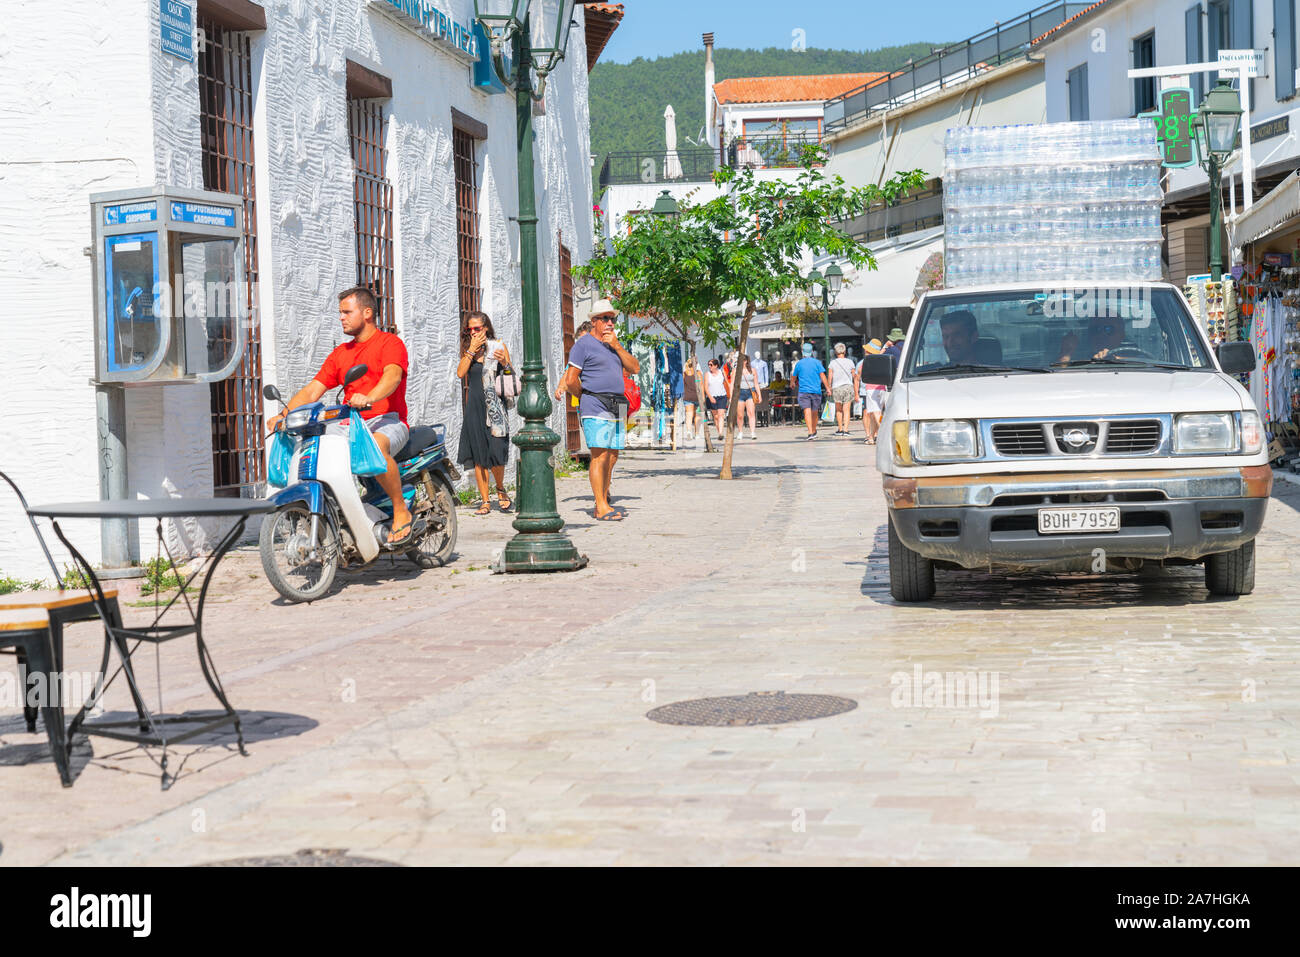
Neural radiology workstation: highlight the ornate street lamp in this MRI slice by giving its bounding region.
[1193,80,1243,282]
[651,189,680,220]
[473,0,588,573]
[805,261,842,363]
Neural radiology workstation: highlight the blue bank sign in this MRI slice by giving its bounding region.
[377,0,478,58]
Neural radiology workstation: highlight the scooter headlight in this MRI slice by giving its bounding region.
[285,408,314,430]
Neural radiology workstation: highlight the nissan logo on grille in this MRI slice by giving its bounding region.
[1052,422,1099,453]
[1062,428,1090,448]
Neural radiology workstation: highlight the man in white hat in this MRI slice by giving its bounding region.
[558,299,639,520]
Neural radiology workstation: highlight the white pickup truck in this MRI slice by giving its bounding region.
[861,282,1272,601]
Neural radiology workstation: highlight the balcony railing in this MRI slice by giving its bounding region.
[598,147,719,188]
[823,1,1093,135]
[725,131,823,169]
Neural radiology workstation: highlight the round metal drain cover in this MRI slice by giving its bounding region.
[647,691,857,727]
[200,848,399,867]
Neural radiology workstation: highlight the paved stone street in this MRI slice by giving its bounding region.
[3,425,1299,865]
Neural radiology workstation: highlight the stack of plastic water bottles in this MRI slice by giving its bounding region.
[944,120,1164,287]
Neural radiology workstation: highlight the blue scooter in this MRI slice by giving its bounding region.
[259,364,460,603]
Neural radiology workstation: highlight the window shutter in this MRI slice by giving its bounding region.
[1187,5,1204,104]
[1276,0,1297,100]
[1231,0,1255,102]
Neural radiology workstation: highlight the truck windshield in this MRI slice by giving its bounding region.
[902,287,1213,378]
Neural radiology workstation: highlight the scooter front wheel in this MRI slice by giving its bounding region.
[260,504,339,603]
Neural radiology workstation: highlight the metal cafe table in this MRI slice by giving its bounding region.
[25,497,272,788]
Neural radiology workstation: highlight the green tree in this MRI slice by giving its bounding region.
[576,147,925,478]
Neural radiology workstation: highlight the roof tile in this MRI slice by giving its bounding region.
[713,73,886,105]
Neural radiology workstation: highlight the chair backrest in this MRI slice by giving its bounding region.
[0,470,64,588]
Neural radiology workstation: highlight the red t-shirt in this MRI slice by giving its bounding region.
[314,330,409,424]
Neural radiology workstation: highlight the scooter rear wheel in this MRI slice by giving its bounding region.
[407,477,457,569]
[260,504,339,603]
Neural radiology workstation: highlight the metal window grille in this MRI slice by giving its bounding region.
[198,18,264,494]
[349,98,395,332]
[453,128,482,317]
[558,239,579,453]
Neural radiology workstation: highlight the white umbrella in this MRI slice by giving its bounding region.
[664,104,683,180]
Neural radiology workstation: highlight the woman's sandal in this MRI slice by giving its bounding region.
[496,493,513,513]
[474,503,491,517]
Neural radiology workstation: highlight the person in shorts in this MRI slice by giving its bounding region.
[853,338,887,445]
[791,342,830,440]
[827,342,857,437]
[268,286,413,545]
[558,300,639,521]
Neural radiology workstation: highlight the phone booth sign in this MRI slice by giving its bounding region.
[90,186,247,384]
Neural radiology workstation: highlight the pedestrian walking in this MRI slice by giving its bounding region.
[682,354,700,437]
[827,342,857,436]
[883,327,905,358]
[853,338,887,445]
[791,341,830,440]
[704,358,729,437]
[456,310,514,515]
[558,300,639,521]
[737,354,761,440]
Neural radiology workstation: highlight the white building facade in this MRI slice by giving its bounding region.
[1036,0,1300,277]
[0,0,614,580]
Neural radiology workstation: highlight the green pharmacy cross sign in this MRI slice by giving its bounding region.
[1141,87,1198,169]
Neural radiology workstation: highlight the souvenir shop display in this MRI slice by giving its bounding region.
[1229,254,1300,468]
[944,119,1164,287]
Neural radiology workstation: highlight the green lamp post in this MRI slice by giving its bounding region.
[805,261,842,361]
[1193,80,1244,283]
[474,0,588,572]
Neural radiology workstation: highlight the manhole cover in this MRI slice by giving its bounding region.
[200,848,400,867]
[647,691,857,727]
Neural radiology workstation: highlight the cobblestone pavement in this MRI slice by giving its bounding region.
[4,425,1299,865]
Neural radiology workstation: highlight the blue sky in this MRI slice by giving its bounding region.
[597,0,1045,62]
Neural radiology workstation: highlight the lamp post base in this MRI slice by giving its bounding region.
[499,533,589,573]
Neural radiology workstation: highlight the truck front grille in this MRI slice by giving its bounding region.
[991,423,1048,455]
[1104,420,1162,453]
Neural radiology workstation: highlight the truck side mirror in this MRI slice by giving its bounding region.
[861,353,897,387]
[1216,341,1255,375]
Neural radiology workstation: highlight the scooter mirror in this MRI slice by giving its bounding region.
[263,384,282,402]
[344,364,369,387]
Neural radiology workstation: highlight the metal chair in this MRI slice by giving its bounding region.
[0,608,72,786]
[0,469,134,784]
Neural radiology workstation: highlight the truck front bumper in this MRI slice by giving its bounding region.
[885,466,1272,568]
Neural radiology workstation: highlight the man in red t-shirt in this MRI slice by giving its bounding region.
[268,287,414,545]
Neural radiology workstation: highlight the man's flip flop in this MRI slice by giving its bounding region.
[387,520,414,545]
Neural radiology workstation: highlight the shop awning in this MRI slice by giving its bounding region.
[1229,169,1300,248]
[832,231,944,310]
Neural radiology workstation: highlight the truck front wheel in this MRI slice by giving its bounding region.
[1204,540,1256,597]
[888,516,936,602]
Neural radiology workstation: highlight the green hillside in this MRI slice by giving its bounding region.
[589,43,946,163]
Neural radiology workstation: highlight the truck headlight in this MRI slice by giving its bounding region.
[285,408,314,430]
[914,420,979,460]
[1173,413,1236,453]
[1239,411,1264,455]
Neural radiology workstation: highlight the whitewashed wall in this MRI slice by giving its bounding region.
[0,0,595,581]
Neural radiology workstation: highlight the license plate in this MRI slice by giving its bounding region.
[1037,506,1120,534]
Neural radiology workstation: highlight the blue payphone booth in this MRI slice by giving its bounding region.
[88,186,249,571]
[91,186,247,384]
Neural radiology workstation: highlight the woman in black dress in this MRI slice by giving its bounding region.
[456,311,514,515]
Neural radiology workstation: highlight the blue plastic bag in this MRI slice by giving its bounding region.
[348,410,388,476]
[267,431,294,488]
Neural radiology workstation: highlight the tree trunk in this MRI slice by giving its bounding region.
[719,302,756,480]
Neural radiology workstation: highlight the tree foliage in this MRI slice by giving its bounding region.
[575,147,926,478]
